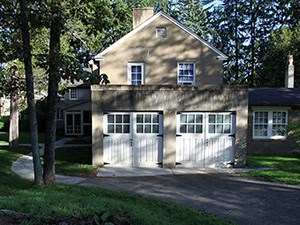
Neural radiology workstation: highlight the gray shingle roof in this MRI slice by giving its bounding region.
[249,88,300,106]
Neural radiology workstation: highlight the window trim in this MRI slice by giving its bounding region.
[69,88,78,100]
[127,62,145,85]
[252,107,289,140]
[177,62,196,85]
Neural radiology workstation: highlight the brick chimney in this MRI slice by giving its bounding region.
[132,8,154,29]
[285,55,294,88]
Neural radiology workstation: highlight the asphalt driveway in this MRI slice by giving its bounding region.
[80,174,300,225]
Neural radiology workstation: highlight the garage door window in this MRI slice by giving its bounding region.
[208,114,231,134]
[107,114,130,133]
[136,114,159,133]
[179,113,203,134]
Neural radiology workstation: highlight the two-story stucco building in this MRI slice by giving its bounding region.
[91,8,248,169]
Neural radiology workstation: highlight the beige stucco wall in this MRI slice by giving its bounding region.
[247,106,300,154]
[92,85,248,167]
[98,16,223,85]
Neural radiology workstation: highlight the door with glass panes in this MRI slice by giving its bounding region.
[66,112,82,135]
[176,112,235,167]
[103,112,163,167]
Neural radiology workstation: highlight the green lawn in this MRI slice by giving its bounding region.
[0,131,63,145]
[0,146,234,225]
[243,154,300,185]
[55,147,96,176]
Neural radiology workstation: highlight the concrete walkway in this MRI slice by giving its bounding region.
[96,165,274,177]
[12,138,87,185]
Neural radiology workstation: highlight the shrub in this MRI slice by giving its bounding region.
[0,116,9,131]
[288,122,300,150]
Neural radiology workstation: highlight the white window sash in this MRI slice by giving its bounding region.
[127,63,145,85]
[177,62,196,85]
[252,110,288,139]
[69,89,78,100]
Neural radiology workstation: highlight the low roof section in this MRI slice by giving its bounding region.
[249,88,300,106]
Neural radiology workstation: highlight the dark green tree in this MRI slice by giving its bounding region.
[174,0,208,38]
[257,25,300,87]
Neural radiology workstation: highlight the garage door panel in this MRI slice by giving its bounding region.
[103,137,132,166]
[103,112,163,167]
[134,137,161,167]
[176,112,235,168]
[176,137,205,167]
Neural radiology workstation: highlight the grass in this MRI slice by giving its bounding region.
[0,146,234,225]
[55,147,96,176]
[64,138,92,145]
[0,131,64,145]
[243,154,300,185]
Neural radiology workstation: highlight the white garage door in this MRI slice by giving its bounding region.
[176,112,235,167]
[103,112,163,167]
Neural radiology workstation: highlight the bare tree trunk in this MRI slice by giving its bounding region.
[43,1,62,185]
[18,0,43,186]
[9,91,19,148]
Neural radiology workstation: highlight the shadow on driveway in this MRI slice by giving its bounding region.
[80,174,300,225]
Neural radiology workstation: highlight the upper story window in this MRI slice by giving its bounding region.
[156,27,167,38]
[177,62,195,85]
[253,109,288,139]
[128,63,145,85]
[69,88,78,100]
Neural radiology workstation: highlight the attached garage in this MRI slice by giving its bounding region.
[103,112,163,167]
[176,112,235,167]
[92,85,248,168]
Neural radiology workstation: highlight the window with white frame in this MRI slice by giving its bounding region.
[177,62,195,85]
[128,63,145,85]
[69,88,77,100]
[253,110,288,139]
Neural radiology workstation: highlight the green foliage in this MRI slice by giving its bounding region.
[0,116,9,131]
[244,154,300,185]
[0,147,234,225]
[206,0,300,86]
[174,0,208,38]
[287,122,300,149]
[257,24,300,87]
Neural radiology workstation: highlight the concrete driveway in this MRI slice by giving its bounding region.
[80,174,300,225]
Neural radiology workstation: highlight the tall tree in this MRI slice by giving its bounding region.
[43,0,63,185]
[0,62,24,149]
[174,0,208,38]
[18,0,44,186]
[205,0,300,86]
[257,24,300,87]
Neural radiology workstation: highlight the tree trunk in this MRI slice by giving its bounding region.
[18,0,43,186]
[9,91,19,149]
[43,1,62,185]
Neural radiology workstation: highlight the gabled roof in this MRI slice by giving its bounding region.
[249,88,300,106]
[94,11,227,60]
